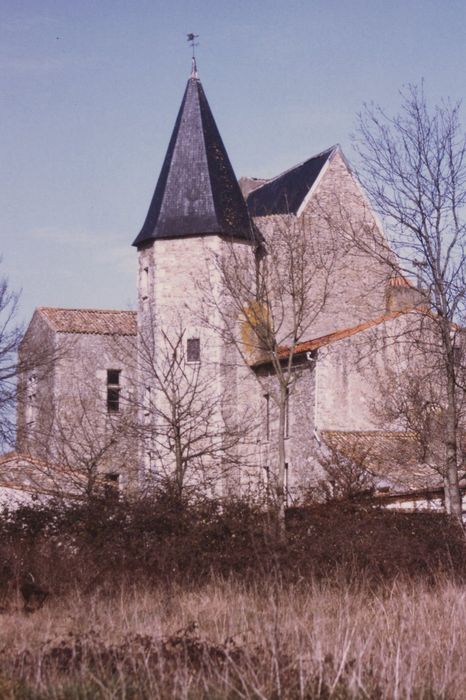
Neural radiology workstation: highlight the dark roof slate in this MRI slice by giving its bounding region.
[133,76,254,246]
[246,146,337,217]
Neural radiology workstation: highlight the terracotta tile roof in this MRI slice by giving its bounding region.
[0,452,113,498]
[0,452,86,498]
[388,274,415,288]
[281,310,406,358]
[284,306,457,360]
[38,307,137,336]
[321,430,451,493]
[250,309,409,368]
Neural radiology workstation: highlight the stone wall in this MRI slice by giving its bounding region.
[17,311,57,456]
[137,235,257,495]
[17,319,138,493]
[316,313,417,432]
[250,357,324,503]
[253,150,391,345]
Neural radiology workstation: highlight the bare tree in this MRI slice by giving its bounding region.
[132,315,249,501]
[201,215,337,531]
[314,442,376,503]
[38,396,133,498]
[351,84,466,522]
[0,269,22,450]
[369,336,466,512]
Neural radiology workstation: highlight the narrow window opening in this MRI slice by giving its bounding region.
[26,374,37,426]
[285,462,289,506]
[263,464,270,495]
[264,393,270,441]
[187,338,200,362]
[141,266,149,301]
[285,388,290,438]
[143,386,151,420]
[453,345,462,366]
[107,369,121,413]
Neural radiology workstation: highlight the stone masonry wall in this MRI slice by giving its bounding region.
[18,322,138,491]
[17,311,56,456]
[316,314,416,432]
[137,235,257,495]
[253,150,391,345]
[250,358,324,503]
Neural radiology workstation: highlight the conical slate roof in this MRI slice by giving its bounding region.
[133,70,253,247]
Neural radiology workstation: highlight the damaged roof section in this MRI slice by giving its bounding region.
[246,146,337,217]
[133,73,254,247]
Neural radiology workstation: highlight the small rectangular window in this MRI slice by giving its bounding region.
[187,338,200,362]
[453,345,462,366]
[107,388,120,412]
[107,370,121,413]
[107,369,120,386]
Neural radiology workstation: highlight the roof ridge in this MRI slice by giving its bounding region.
[321,430,418,437]
[251,308,418,368]
[280,309,407,357]
[38,306,136,315]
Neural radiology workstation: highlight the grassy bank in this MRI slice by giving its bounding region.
[1,577,466,698]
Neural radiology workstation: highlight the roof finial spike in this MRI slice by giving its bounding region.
[187,33,199,79]
[191,55,198,79]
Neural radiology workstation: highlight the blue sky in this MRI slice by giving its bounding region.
[1,0,465,326]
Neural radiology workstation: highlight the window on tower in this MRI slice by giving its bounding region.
[187,338,200,362]
[26,374,37,426]
[141,266,149,301]
[107,369,121,413]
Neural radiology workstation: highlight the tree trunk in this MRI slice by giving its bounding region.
[172,402,183,500]
[443,476,451,514]
[445,369,463,524]
[275,384,287,540]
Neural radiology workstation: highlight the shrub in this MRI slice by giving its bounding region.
[0,494,464,597]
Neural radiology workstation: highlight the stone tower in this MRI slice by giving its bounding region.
[132,61,255,491]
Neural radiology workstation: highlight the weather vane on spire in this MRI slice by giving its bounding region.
[187,33,199,78]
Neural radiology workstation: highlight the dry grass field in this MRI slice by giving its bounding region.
[1,497,465,698]
[0,576,465,699]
